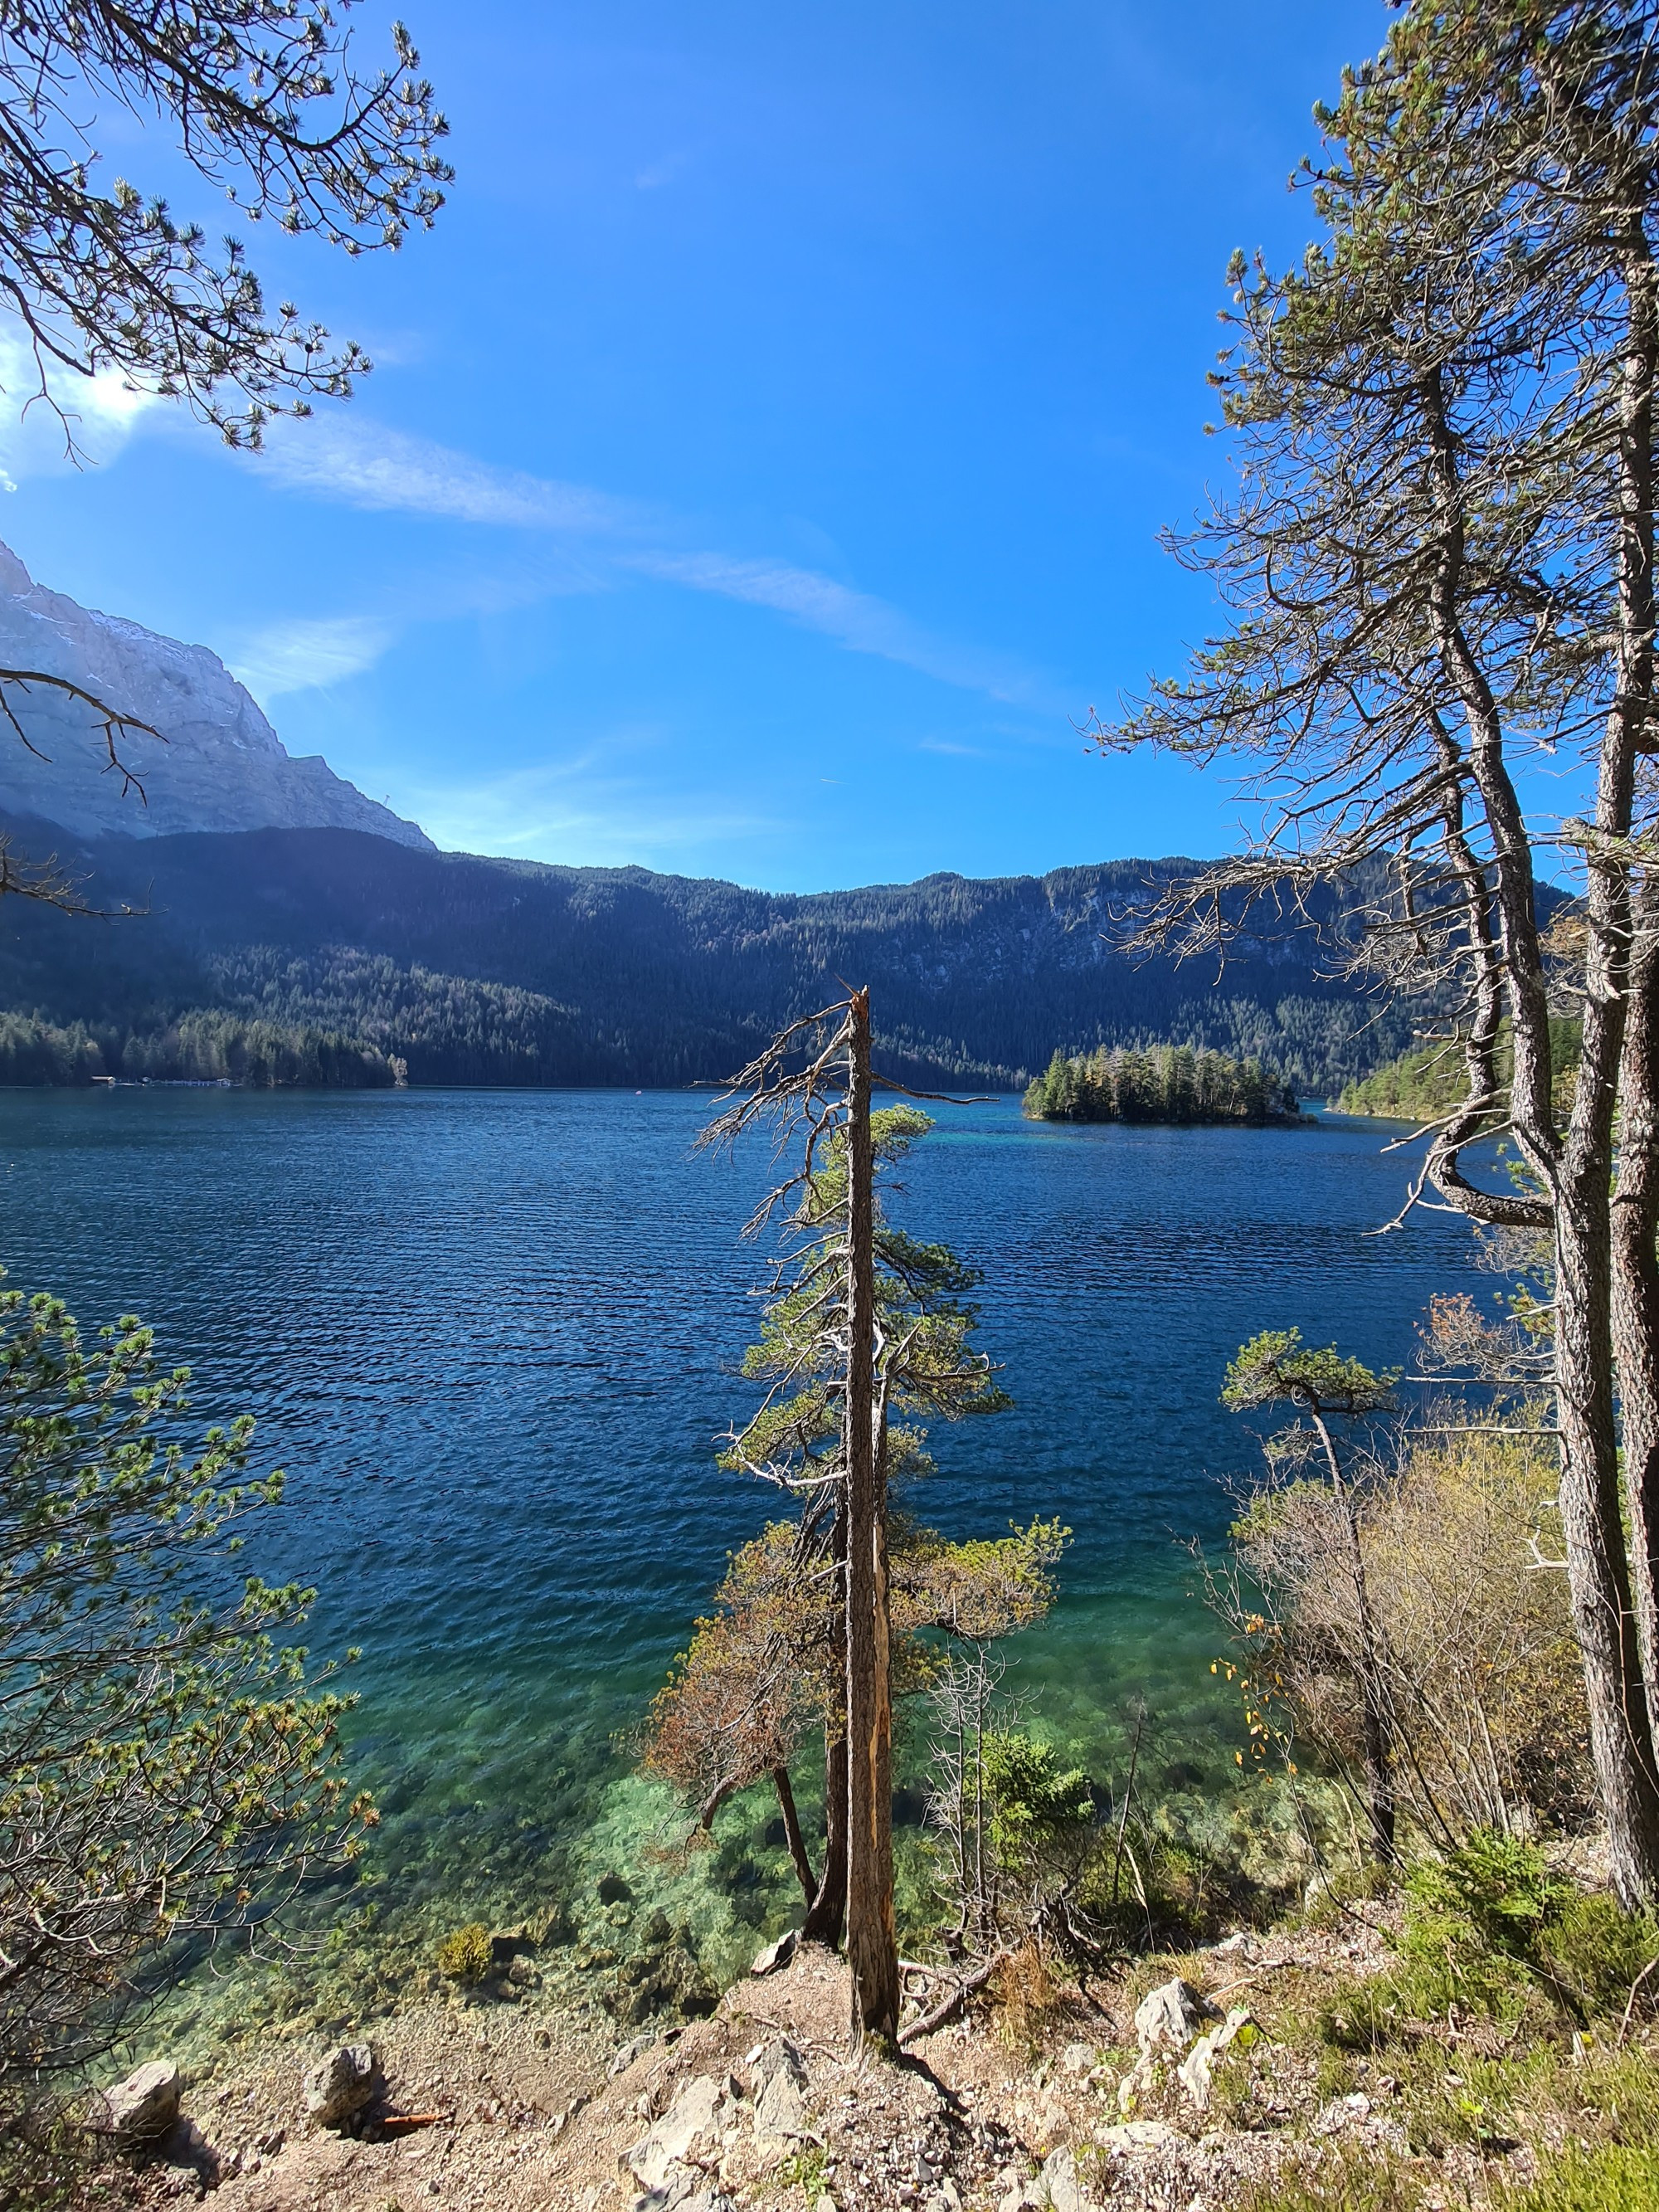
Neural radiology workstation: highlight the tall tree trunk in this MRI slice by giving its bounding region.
[805,1379,851,1947]
[1610,213,1659,1753]
[1559,1174,1659,1908]
[801,1726,847,1946]
[1614,909,1659,1738]
[1557,227,1659,1899]
[1423,358,1659,1905]
[843,987,898,2040]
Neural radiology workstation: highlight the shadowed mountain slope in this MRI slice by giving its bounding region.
[0,820,1425,1090]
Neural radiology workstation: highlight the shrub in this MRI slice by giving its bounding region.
[1223,1425,1588,1839]
[436,1922,494,1982]
[992,1940,1063,2054]
[1404,1832,1570,1951]
[1535,1893,1659,2018]
[981,1731,1093,1873]
[0,1287,370,2161]
[775,2147,829,2202]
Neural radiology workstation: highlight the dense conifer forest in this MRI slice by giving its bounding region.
[0,818,1452,1089]
[1022,1042,1306,1123]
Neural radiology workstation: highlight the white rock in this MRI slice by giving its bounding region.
[85,2060,181,2141]
[752,2038,810,2143]
[1315,2090,1373,2136]
[750,1929,798,1976]
[1038,2146,1095,2210]
[1059,2042,1097,2077]
[609,2030,659,2078]
[1133,1979,1217,2056]
[1176,2005,1257,2110]
[1100,2119,1183,2153]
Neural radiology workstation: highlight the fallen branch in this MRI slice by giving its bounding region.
[1204,1960,1296,2004]
[897,1949,1013,2046]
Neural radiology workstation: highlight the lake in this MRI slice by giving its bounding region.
[0,1087,1490,1998]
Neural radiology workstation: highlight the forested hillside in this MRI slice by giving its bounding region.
[0,816,1455,1089]
[1336,1017,1584,1123]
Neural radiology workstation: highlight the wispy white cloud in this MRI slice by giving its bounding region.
[226,615,397,699]
[250,415,638,535]
[626,551,1043,704]
[0,324,157,489]
[635,149,693,190]
[236,412,1053,707]
[403,756,785,865]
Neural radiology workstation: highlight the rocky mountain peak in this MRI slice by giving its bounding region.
[0,544,431,849]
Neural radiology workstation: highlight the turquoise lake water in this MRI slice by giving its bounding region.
[0,1088,1495,1984]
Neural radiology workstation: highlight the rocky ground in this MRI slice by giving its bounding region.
[86,1903,1619,2212]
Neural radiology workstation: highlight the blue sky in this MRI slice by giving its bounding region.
[0,0,1390,892]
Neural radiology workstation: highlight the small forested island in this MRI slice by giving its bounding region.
[1023,1041,1306,1125]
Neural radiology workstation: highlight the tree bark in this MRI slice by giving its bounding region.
[1555,203,1659,1901]
[1615,910,1659,1737]
[1556,1178,1659,1907]
[843,987,898,2040]
[1610,210,1659,1750]
[771,1765,816,1904]
[801,1726,847,1946]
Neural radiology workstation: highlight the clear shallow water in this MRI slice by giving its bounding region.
[0,1089,1489,1980]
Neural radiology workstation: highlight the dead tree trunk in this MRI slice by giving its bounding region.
[802,1727,848,1946]
[804,1486,849,1946]
[1614,904,1659,1741]
[843,986,898,2041]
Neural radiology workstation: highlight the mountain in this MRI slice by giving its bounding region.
[0,544,431,850]
[0,818,1430,1092]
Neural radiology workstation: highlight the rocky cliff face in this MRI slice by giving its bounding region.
[0,544,431,849]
